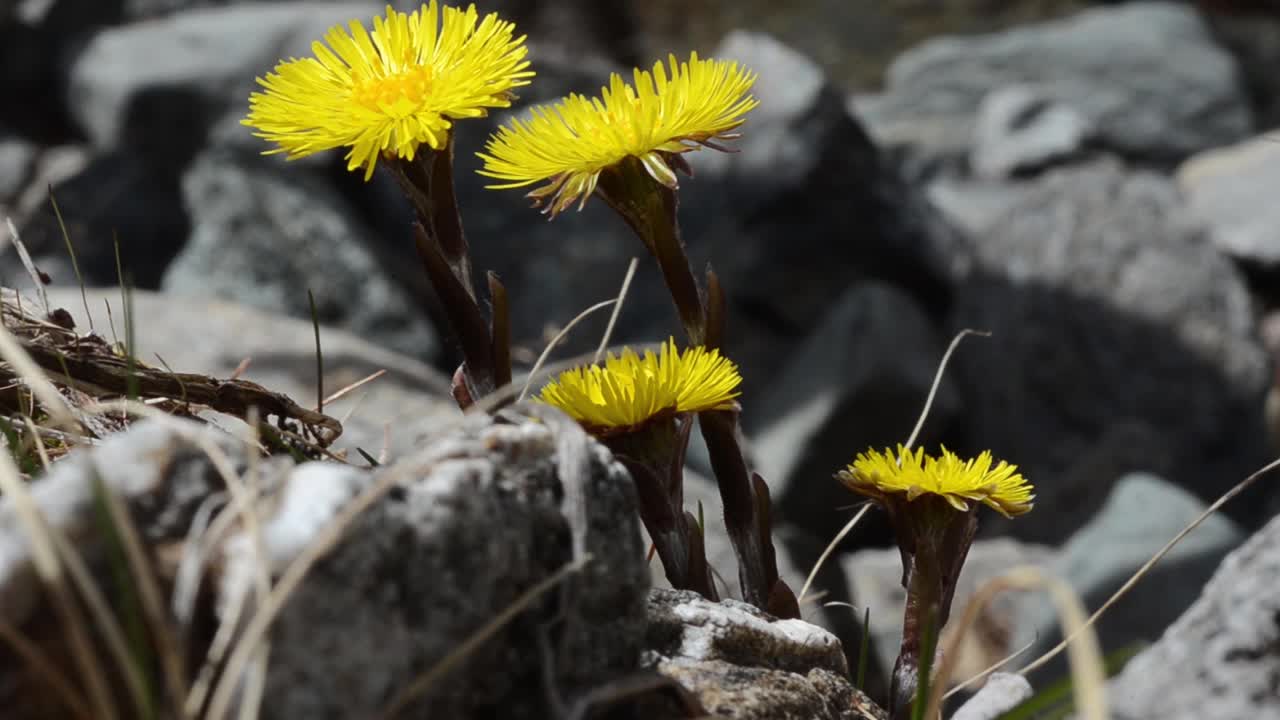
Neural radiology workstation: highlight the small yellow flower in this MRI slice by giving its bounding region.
[538,339,742,432]
[244,2,533,180]
[478,52,758,216]
[839,445,1034,518]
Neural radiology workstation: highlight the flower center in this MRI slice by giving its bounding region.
[352,64,435,118]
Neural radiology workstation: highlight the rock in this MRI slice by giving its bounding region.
[625,0,1089,91]
[841,538,1055,684]
[970,84,1093,180]
[750,281,961,545]
[949,158,1271,543]
[1014,473,1245,680]
[951,673,1033,720]
[854,3,1252,177]
[0,409,650,719]
[41,286,455,462]
[162,151,439,360]
[1109,511,1280,720]
[646,468,886,693]
[252,411,648,718]
[0,134,35,202]
[1178,133,1280,267]
[66,2,378,151]
[646,588,886,720]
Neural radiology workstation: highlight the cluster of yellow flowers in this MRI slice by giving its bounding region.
[243,0,1032,577]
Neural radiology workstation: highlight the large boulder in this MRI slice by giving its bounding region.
[0,410,650,719]
[1178,132,1280,268]
[1109,511,1280,720]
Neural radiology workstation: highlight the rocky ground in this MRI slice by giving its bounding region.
[2,0,1280,718]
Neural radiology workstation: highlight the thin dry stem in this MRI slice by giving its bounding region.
[798,504,871,606]
[903,329,988,451]
[518,299,617,402]
[942,635,1038,700]
[1017,454,1280,677]
[594,258,639,363]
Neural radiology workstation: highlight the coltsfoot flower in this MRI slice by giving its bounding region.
[244,2,533,179]
[537,339,742,433]
[478,52,758,216]
[839,445,1034,518]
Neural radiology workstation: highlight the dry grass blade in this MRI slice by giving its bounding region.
[1016,454,1280,678]
[46,192,94,333]
[595,258,639,363]
[904,329,988,451]
[47,523,156,717]
[5,218,50,315]
[91,461,191,717]
[202,459,420,720]
[925,566,1106,720]
[517,299,617,402]
[320,368,386,409]
[0,438,118,718]
[0,618,94,720]
[377,554,592,720]
[798,504,871,606]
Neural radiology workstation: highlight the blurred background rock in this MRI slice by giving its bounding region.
[3,0,1280,708]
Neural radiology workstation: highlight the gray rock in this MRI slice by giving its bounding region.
[1178,133,1280,266]
[949,158,1271,542]
[0,135,35,201]
[0,418,250,626]
[0,409,650,719]
[163,151,439,360]
[752,282,960,544]
[841,538,1055,683]
[1014,473,1244,678]
[1109,511,1280,720]
[66,2,378,151]
[855,3,1251,175]
[646,588,886,720]
[951,673,1033,720]
[970,84,1093,180]
[248,411,648,719]
[42,287,455,462]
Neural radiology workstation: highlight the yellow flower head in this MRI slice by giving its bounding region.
[244,2,533,180]
[839,445,1034,519]
[478,52,758,216]
[538,339,742,432]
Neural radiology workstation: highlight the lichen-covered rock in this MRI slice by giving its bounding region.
[0,410,649,720]
[1109,513,1280,720]
[239,410,649,719]
[645,589,885,720]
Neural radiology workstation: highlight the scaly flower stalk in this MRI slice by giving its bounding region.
[838,445,1034,719]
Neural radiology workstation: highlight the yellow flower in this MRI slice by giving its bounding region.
[244,2,533,180]
[538,339,742,432]
[839,445,1034,519]
[478,52,758,216]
